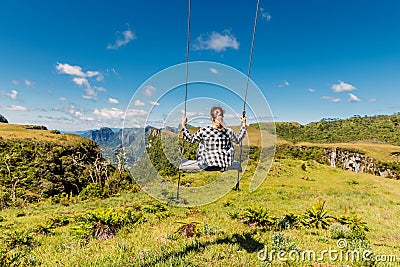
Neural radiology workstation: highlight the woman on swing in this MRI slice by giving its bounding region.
[181,106,246,172]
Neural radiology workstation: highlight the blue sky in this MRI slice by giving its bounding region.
[0,0,399,130]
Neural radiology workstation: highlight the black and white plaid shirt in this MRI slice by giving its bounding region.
[182,125,246,171]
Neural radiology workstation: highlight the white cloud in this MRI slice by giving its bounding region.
[277,80,290,88]
[57,104,93,121]
[225,113,240,119]
[143,85,156,96]
[74,111,89,120]
[93,107,147,120]
[59,97,67,101]
[82,87,97,100]
[96,86,107,92]
[348,93,361,102]
[308,88,316,93]
[108,97,119,104]
[56,62,86,77]
[209,68,219,74]
[6,90,18,100]
[6,105,27,111]
[193,30,239,52]
[86,71,102,79]
[73,77,90,87]
[368,98,377,102]
[107,29,136,50]
[11,80,18,85]
[181,110,199,117]
[24,80,33,86]
[56,62,104,100]
[126,109,148,116]
[332,80,356,92]
[93,108,124,119]
[321,96,341,102]
[260,8,272,21]
[134,100,145,106]
[149,101,160,106]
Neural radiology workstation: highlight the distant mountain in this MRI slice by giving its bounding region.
[0,114,8,123]
[74,127,144,166]
[73,125,180,167]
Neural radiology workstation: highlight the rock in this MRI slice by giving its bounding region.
[0,114,8,123]
[87,127,115,144]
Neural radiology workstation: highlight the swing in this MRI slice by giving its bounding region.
[179,159,243,172]
[177,0,261,197]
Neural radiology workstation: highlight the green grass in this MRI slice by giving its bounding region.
[0,123,90,145]
[1,158,400,266]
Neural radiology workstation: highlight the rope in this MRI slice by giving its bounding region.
[236,0,261,191]
[177,0,191,200]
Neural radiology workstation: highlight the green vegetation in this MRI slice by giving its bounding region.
[1,116,400,266]
[0,124,134,209]
[250,113,400,149]
[1,157,399,266]
[269,113,400,145]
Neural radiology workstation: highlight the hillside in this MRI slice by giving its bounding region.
[1,119,400,265]
[1,158,399,266]
[0,123,87,145]
[0,123,120,208]
[266,113,400,145]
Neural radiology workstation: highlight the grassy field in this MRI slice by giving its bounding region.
[0,123,91,145]
[1,122,400,266]
[1,157,400,266]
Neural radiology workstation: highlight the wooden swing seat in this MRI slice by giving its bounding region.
[179,159,242,172]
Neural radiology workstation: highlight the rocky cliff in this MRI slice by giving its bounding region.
[324,148,399,179]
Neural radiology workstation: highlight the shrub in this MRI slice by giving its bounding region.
[141,202,167,214]
[47,215,70,228]
[335,215,370,239]
[270,232,300,253]
[241,206,277,228]
[329,222,351,239]
[50,130,61,134]
[73,208,142,241]
[79,183,106,200]
[227,210,240,219]
[3,230,36,250]
[304,200,332,229]
[277,213,304,230]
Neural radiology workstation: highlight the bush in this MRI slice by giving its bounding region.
[50,130,61,134]
[277,213,304,230]
[79,183,107,200]
[329,222,351,239]
[72,208,142,241]
[304,200,332,229]
[335,215,370,240]
[3,230,36,250]
[270,232,300,253]
[241,206,277,228]
[141,202,167,214]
